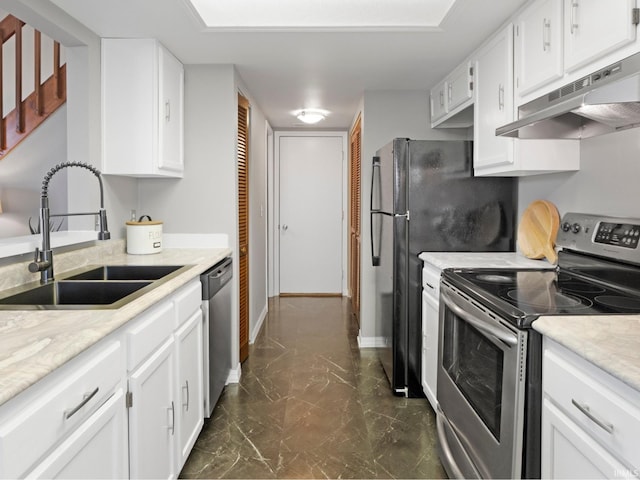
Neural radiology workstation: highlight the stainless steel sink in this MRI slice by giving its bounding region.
[0,264,193,310]
[65,265,184,281]
[0,281,152,309]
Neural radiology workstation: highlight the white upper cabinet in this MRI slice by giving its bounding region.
[102,39,184,178]
[473,24,515,172]
[515,0,564,97]
[430,61,474,128]
[430,79,448,124]
[564,0,638,73]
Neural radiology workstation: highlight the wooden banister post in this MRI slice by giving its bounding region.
[0,25,5,151]
[15,16,24,134]
[54,41,63,99]
[34,30,43,116]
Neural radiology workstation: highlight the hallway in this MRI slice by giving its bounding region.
[180,297,446,479]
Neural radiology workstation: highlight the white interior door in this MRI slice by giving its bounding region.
[279,135,343,294]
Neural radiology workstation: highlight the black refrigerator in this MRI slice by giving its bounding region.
[370,138,516,397]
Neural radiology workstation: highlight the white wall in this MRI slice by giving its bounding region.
[138,64,270,370]
[0,107,68,238]
[358,89,470,342]
[518,128,640,223]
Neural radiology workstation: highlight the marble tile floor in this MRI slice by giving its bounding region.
[180,296,446,479]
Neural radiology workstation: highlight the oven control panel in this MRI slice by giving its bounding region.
[556,213,640,264]
[594,222,640,249]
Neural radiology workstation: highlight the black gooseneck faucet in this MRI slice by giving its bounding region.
[28,162,111,283]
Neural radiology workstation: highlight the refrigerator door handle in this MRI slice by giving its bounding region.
[370,212,380,266]
[370,156,381,213]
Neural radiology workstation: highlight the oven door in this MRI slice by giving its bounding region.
[436,281,528,479]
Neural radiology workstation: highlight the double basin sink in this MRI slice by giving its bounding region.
[0,265,192,310]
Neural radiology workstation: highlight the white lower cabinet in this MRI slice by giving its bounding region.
[126,278,204,479]
[0,341,126,479]
[128,338,176,479]
[542,339,640,479]
[175,310,204,470]
[26,389,128,479]
[421,283,439,411]
[0,277,206,480]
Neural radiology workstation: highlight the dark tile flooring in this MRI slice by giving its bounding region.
[180,296,446,479]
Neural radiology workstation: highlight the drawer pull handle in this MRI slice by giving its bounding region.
[425,282,435,290]
[168,401,175,435]
[571,399,614,434]
[183,380,190,411]
[64,387,99,420]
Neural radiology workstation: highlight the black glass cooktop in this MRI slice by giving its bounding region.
[442,267,640,328]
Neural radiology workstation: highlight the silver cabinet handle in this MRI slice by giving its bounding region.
[498,84,505,111]
[183,380,190,412]
[439,90,444,107]
[447,83,452,104]
[571,399,614,434]
[165,100,171,121]
[543,18,551,51]
[168,401,175,435]
[570,1,579,34]
[64,387,99,420]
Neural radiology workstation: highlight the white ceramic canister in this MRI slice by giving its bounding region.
[126,215,163,254]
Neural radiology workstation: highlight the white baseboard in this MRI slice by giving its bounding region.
[358,335,386,348]
[250,305,268,344]
[227,362,242,384]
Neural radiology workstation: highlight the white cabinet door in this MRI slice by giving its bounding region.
[102,38,184,178]
[542,398,630,479]
[158,45,185,174]
[26,390,128,479]
[564,0,638,72]
[128,337,176,480]
[447,61,473,112]
[175,310,204,470]
[430,79,448,124]
[515,0,564,97]
[474,24,515,172]
[421,290,439,411]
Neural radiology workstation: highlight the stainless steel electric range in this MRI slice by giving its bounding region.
[435,213,640,479]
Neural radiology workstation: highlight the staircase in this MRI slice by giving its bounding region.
[0,14,66,158]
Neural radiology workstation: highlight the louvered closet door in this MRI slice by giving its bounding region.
[237,93,250,363]
[349,117,362,322]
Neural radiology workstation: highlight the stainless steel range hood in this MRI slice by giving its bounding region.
[496,52,640,139]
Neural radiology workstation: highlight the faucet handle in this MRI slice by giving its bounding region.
[28,248,51,274]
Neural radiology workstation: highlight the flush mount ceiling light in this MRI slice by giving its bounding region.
[295,109,328,124]
[184,0,457,31]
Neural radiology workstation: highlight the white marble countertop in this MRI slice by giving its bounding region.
[419,251,554,270]
[0,245,231,407]
[533,315,640,392]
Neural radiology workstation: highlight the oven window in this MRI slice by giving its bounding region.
[442,308,503,440]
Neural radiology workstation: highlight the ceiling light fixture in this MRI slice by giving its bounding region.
[295,109,328,124]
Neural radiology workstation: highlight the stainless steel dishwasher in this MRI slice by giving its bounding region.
[200,257,233,417]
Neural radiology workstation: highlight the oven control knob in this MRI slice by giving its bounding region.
[562,222,571,232]
[572,223,581,234]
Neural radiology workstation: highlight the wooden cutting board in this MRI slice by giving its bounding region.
[518,200,560,264]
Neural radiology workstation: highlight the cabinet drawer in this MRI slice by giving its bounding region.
[544,342,640,469]
[173,279,202,328]
[127,300,174,370]
[0,341,122,479]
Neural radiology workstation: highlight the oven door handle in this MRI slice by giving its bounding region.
[441,290,517,348]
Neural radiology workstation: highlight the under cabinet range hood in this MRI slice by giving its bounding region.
[497,52,640,139]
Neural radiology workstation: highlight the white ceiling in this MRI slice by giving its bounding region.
[50,0,527,129]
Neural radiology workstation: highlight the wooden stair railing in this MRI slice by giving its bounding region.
[0,14,67,158]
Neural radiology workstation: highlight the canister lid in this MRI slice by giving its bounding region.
[126,215,163,226]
